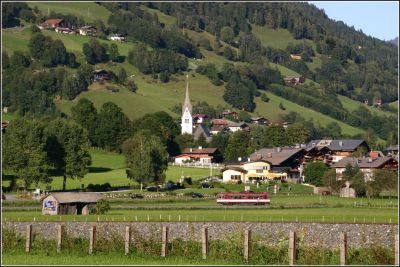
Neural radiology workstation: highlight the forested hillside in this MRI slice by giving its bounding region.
[2,2,398,146]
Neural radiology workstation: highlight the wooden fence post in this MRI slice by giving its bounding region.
[161,226,168,257]
[89,226,96,254]
[25,224,32,253]
[288,231,296,265]
[57,225,64,253]
[244,229,252,260]
[201,227,208,259]
[395,234,399,266]
[125,226,131,255]
[340,232,347,266]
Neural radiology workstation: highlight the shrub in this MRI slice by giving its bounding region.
[261,93,269,102]
[95,199,110,214]
[159,71,170,83]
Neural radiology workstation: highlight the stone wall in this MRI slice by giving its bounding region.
[3,221,397,249]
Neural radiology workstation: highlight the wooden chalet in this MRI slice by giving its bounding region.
[174,147,222,164]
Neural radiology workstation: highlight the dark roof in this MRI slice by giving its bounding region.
[223,157,250,165]
[385,145,399,151]
[228,122,247,127]
[330,156,397,168]
[307,139,369,152]
[193,124,211,139]
[249,147,305,165]
[251,117,267,121]
[270,166,291,172]
[182,147,218,154]
[192,113,207,118]
[42,192,103,203]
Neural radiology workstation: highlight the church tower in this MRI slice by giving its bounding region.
[181,75,193,135]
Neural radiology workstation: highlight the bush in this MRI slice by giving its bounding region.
[126,80,138,92]
[95,199,110,214]
[159,71,170,83]
[183,177,193,185]
[261,93,269,102]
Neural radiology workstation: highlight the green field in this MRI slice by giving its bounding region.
[252,25,305,49]
[27,2,111,25]
[2,206,397,224]
[254,91,365,136]
[338,95,396,118]
[2,149,211,190]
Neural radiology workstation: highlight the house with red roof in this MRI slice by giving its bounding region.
[42,18,67,29]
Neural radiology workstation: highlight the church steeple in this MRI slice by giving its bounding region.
[181,74,193,135]
[182,75,192,114]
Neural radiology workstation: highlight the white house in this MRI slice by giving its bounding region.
[222,158,286,183]
[108,34,126,42]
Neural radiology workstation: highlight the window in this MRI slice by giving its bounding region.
[231,175,241,181]
[185,119,189,123]
[256,170,263,173]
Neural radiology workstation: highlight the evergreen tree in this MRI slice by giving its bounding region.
[118,67,127,85]
[109,43,120,62]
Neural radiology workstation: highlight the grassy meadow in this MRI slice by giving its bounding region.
[2,149,211,191]
[26,2,111,24]
[2,206,397,224]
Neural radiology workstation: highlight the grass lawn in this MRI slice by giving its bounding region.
[252,25,302,49]
[254,91,366,136]
[338,95,397,118]
[26,2,111,25]
[2,206,397,224]
[2,149,212,191]
[2,251,252,266]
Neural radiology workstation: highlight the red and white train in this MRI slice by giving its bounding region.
[216,192,270,205]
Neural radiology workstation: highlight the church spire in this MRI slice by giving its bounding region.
[182,74,192,114]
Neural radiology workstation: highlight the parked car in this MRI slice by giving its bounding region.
[201,182,214,188]
[129,193,144,199]
[192,193,204,198]
[146,186,159,192]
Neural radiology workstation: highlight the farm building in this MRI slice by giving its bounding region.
[41,192,103,215]
[284,75,305,85]
[42,18,68,29]
[93,69,110,81]
[79,25,97,36]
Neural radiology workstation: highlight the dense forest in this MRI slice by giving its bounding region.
[1,2,398,146]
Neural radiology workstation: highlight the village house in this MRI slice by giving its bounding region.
[1,121,9,133]
[221,109,238,119]
[331,156,398,182]
[193,124,212,142]
[385,144,399,159]
[192,113,207,124]
[290,54,302,60]
[41,18,67,29]
[306,139,370,164]
[250,117,269,126]
[227,121,249,132]
[93,69,110,82]
[284,75,305,85]
[210,125,229,135]
[174,147,222,164]
[55,27,75,34]
[249,147,307,182]
[221,158,287,183]
[79,25,97,36]
[211,119,231,126]
[108,34,126,42]
[41,192,103,215]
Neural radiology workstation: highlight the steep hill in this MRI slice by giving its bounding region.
[2,2,397,142]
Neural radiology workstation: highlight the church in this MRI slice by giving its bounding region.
[180,77,212,142]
